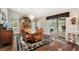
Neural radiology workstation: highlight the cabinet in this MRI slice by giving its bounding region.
[0,30,13,46]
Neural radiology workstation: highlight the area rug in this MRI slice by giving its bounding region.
[19,37,53,51]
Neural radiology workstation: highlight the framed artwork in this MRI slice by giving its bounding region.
[2,12,6,21]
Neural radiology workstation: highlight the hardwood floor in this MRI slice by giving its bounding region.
[35,39,79,51]
[0,35,79,51]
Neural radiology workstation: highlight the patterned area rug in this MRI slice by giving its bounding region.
[19,37,53,51]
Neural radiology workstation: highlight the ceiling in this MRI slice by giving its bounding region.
[9,8,70,18]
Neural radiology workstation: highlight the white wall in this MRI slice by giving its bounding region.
[66,9,78,43]
[8,9,26,23]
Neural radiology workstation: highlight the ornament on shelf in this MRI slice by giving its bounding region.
[71,17,76,25]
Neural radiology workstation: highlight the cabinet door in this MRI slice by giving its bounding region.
[0,30,13,45]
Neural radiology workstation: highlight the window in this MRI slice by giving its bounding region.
[11,17,20,34]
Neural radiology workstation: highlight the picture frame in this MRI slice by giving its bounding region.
[2,12,6,21]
